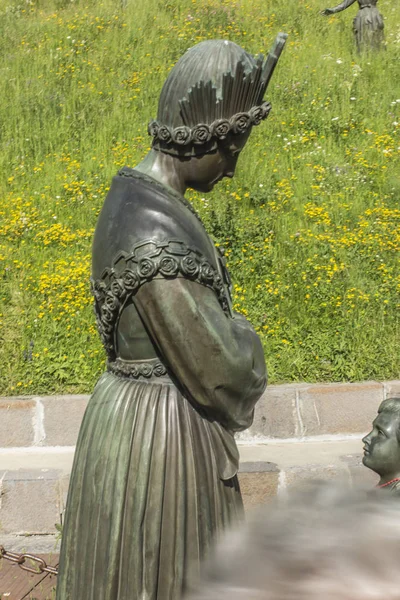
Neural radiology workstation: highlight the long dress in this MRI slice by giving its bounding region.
[56,168,267,600]
[353,0,384,51]
[330,0,384,51]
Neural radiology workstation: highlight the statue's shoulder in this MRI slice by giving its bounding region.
[110,166,181,215]
[110,167,199,232]
[92,168,215,278]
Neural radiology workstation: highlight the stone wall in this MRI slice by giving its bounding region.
[1,380,399,449]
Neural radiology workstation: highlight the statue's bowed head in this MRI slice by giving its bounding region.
[139,35,287,194]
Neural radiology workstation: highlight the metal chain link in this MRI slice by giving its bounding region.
[0,545,58,576]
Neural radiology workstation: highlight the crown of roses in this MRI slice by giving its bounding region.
[148,101,271,149]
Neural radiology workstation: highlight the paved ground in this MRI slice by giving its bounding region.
[0,554,58,600]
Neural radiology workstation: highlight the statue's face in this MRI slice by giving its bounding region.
[362,411,400,478]
[184,130,251,193]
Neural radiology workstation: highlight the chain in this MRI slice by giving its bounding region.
[0,545,58,576]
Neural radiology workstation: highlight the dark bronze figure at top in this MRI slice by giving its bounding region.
[322,0,384,52]
[56,34,287,600]
[363,398,400,494]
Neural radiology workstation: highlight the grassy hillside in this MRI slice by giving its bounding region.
[0,0,399,394]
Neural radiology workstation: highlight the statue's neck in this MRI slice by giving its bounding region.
[378,473,400,486]
[134,149,187,196]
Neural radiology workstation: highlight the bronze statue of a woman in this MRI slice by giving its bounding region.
[322,0,384,52]
[56,34,287,600]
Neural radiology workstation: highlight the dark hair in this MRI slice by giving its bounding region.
[157,40,257,128]
[378,397,400,441]
[378,397,400,416]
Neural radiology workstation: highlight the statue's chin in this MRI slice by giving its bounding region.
[362,455,383,476]
[362,454,373,469]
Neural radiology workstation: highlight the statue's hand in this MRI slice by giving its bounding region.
[321,8,335,15]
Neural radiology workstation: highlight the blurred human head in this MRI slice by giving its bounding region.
[363,397,400,481]
[186,483,400,600]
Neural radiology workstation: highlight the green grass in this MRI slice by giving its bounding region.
[0,0,399,394]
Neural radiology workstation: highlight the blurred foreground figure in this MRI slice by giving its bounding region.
[321,0,384,52]
[187,483,400,600]
[56,34,287,600]
[363,397,400,494]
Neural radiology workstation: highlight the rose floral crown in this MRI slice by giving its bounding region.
[148,33,288,157]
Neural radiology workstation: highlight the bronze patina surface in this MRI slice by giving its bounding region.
[321,0,384,52]
[56,35,286,600]
[363,398,400,494]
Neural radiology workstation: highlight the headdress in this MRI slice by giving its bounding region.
[148,33,287,157]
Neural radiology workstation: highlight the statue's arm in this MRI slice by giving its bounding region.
[134,277,267,431]
[322,0,357,14]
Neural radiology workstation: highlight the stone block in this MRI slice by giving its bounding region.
[42,395,89,446]
[239,461,279,473]
[384,381,400,400]
[298,382,384,436]
[0,470,62,534]
[284,464,351,491]
[237,384,299,441]
[0,397,35,447]
[0,533,59,553]
[239,471,279,509]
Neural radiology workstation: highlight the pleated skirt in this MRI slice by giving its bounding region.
[56,372,243,600]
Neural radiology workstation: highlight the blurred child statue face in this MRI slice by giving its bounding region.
[363,403,400,485]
